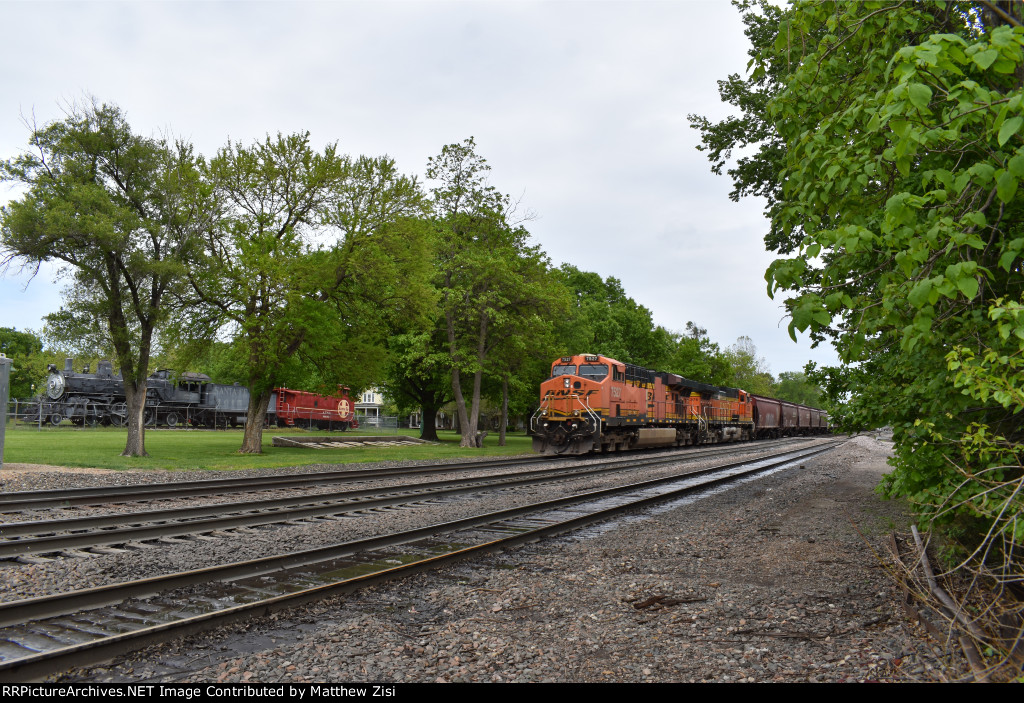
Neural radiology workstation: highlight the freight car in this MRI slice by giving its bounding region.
[25,358,358,430]
[530,353,827,455]
[274,386,358,431]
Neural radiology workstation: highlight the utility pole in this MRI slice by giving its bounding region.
[0,354,11,470]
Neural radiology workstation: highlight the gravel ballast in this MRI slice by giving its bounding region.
[5,436,967,682]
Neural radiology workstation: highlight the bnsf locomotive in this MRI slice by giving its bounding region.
[530,353,828,455]
[27,358,359,430]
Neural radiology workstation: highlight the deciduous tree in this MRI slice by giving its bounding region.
[0,328,44,399]
[693,1,1024,578]
[182,133,430,453]
[1,101,209,455]
[427,138,561,448]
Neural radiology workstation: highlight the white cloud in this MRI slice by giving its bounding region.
[0,0,839,374]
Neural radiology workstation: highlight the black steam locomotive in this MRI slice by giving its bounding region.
[29,358,252,428]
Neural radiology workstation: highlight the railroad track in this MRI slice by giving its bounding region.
[0,438,814,513]
[0,439,842,681]
[0,455,553,512]
[0,439,818,559]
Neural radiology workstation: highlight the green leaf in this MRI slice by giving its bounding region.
[997,169,1018,203]
[1009,154,1024,178]
[957,277,979,300]
[998,116,1023,146]
[908,279,933,308]
[908,82,932,109]
[970,163,995,184]
[973,49,999,69]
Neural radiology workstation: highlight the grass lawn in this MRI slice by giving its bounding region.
[1,427,534,472]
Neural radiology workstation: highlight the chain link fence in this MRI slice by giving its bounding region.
[353,415,402,434]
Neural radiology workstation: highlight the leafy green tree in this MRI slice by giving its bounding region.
[1,101,208,455]
[662,321,734,386]
[723,335,776,397]
[382,327,453,442]
[554,265,673,368]
[181,133,430,453]
[774,370,822,407]
[694,1,1024,565]
[0,328,44,399]
[482,258,569,445]
[427,138,562,448]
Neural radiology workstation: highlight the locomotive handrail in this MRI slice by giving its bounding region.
[579,393,602,435]
[530,391,601,438]
[529,394,555,434]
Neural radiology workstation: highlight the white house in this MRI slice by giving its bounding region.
[355,387,385,425]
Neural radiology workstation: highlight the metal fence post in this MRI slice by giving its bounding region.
[0,354,12,470]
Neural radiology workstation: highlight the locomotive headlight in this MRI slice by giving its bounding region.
[563,378,570,388]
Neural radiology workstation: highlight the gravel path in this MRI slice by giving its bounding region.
[10,436,966,682]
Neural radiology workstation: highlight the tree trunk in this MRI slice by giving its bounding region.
[453,365,477,447]
[460,310,488,448]
[446,310,475,447]
[419,404,440,441]
[121,379,149,457]
[239,388,273,454]
[499,375,508,446]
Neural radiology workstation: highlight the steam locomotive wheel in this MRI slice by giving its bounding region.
[165,412,179,428]
[49,413,63,426]
[144,409,157,427]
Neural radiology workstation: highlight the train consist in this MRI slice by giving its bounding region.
[26,358,359,430]
[530,353,828,455]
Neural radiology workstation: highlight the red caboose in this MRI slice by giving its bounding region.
[273,385,359,430]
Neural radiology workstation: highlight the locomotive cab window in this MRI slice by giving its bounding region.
[577,364,609,380]
[551,364,577,377]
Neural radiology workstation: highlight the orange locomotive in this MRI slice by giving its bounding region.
[530,353,825,455]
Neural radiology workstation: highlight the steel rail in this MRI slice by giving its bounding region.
[0,437,813,512]
[0,456,555,511]
[0,439,826,557]
[0,441,841,680]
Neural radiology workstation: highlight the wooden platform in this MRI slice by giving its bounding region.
[271,435,433,449]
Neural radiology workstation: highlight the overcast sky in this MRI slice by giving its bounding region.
[0,0,838,377]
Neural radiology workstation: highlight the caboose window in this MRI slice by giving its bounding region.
[551,365,576,377]
[577,364,609,380]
